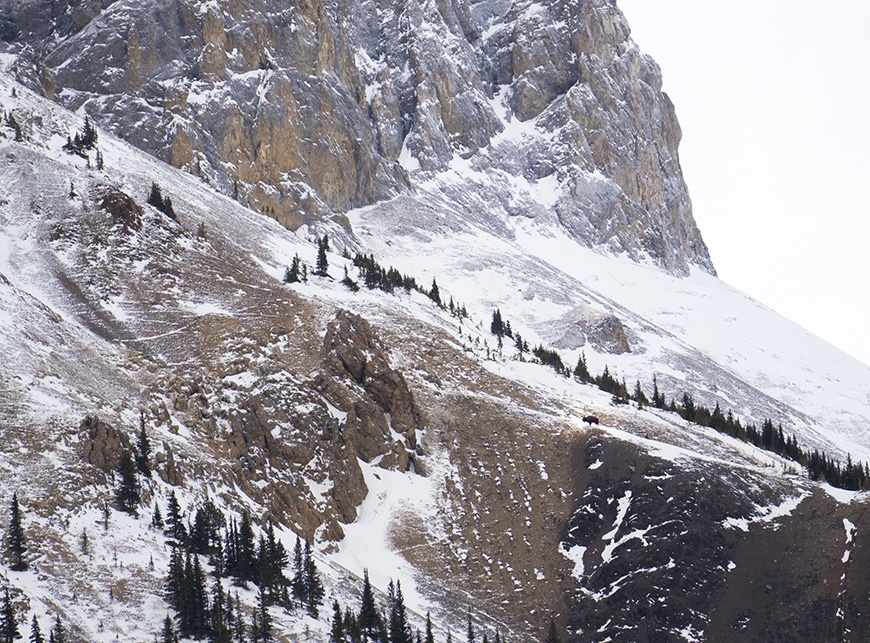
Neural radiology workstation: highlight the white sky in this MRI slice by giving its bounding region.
[617,0,870,366]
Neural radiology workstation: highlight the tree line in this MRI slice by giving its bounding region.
[490,309,870,491]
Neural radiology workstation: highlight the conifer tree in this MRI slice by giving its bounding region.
[165,492,186,544]
[136,413,152,477]
[211,576,231,643]
[388,581,411,643]
[148,183,164,210]
[161,615,177,643]
[49,616,63,643]
[251,590,271,643]
[302,540,324,616]
[7,492,27,571]
[152,502,164,530]
[573,352,590,382]
[330,600,345,643]
[115,449,140,515]
[1,590,19,643]
[232,594,246,643]
[315,237,329,277]
[428,279,441,307]
[490,310,504,337]
[424,612,434,643]
[633,380,648,407]
[284,255,301,283]
[358,569,380,641]
[29,616,42,643]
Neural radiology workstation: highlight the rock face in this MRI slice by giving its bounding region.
[0,0,713,275]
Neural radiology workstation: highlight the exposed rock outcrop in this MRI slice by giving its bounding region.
[0,0,714,275]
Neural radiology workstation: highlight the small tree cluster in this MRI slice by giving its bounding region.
[352,253,418,294]
[62,116,97,157]
[284,254,307,284]
[147,182,178,221]
[291,537,324,616]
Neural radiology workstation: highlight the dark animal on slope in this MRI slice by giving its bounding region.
[583,415,599,426]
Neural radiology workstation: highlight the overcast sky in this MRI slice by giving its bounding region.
[617,0,870,367]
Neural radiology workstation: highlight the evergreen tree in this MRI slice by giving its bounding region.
[302,540,324,616]
[7,492,27,571]
[210,577,231,643]
[681,392,696,423]
[232,594,246,643]
[165,492,187,545]
[161,615,177,643]
[490,310,504,337]
[331,600,345,643]
[235,512,256,585]
[358,569,380,641]
[115,449,140,515]
[424,613,434,643]
[652,375,664,409]
[315,237,329,277]
[388,581,411,643]
[573,352,590,382]
[284,255,301,283]
[428,279,441,307]
[148,183,165,210]
[49,616,63,643]
[1,590,19,643]
[466,616,474,643]
[135,413,152,477]
[251,590,271,643]
[152,502,164,530]
[633,380,648,407]
[29,616,42,643]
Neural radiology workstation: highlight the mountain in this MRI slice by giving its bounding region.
[1,0,711,275]
[1,2,870,642]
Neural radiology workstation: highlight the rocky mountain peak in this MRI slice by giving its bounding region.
[1,0,713,275]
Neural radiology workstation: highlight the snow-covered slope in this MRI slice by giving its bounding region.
[2,65,870,643]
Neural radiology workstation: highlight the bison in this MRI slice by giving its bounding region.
[582,415,599,426]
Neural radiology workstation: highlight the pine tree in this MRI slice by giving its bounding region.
[388,581,411,643]
[428,279,441,307]
[573,352,590,382]
[284,255,301,283]
[161,615,177,643]
[148,183,164,210]
[49,616,63,643]
[236,511,256,585]
[490,310,504,337]
[165,492,186,544]
[424,613,434,643]
[292,536,304,602]
[152,502,164,530]
[135,413,152,477]
[1,590,19,643]
[303,540,324,616]
[358,569,380,641]
[466,616,474,643]
[315,237,329,277]
[232,594,246,643]
[80,528,90,556]
[633,380,648,407]
[330,600,345,643]
[115,449,140,515]
[7,492,27,571]
[29,616,42,643]
[251,590,271,643]
[210,576,231,643]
